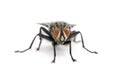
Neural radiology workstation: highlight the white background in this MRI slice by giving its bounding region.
[0,0,120,75]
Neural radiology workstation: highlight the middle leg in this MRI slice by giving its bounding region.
[37,27,53,51]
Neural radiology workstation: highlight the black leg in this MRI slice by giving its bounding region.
[67,31,79,41]
[67,31,98,54]
[78,31,98,54]
[36,39,42,51]
[51,43,56,63]
[36,27,52,51]
[39,27,51,36]
[36,34,53,51]
[15,34,39,53]
[36,33,42,51]
[69,41,76,62]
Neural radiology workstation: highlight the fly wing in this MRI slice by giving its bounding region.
[37,23,50,28]
[69,24,76,28]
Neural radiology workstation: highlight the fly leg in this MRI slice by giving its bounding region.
[67,31,98,54]
[69,41,76,62]
[15,34,39,53]
[51,43,56,63]
[78,31,98,54]
[36,27,53,51]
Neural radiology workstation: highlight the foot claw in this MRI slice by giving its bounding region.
[93,51,98,54]
[14,50,24,53]
[15,50,19,53]
[72,59,77,62]
[36,48,39,51]
[51,60,55,63]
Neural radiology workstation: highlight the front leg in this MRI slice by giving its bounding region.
[69,41,76,62]
[51,43,56,63]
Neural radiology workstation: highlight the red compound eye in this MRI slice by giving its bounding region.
[53,28,60,38]
[63,28,70,37]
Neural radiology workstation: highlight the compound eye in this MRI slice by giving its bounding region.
[53,28,60,38]
[63,27,70,37]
